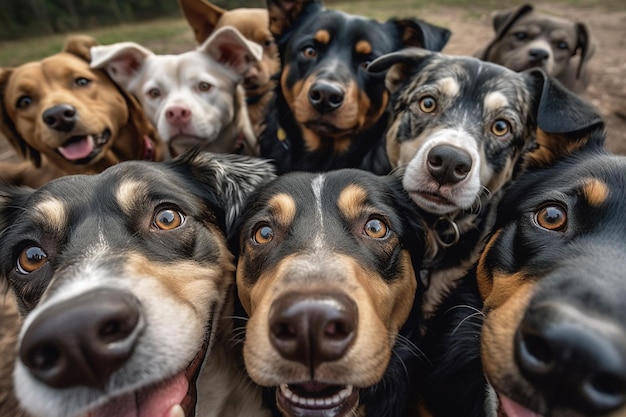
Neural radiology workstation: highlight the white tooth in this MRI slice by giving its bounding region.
[292,393,300,404]
[167,404,185,417]
[307,398,315,406]
[315,398,325,406]
[332,394,341,404]
[324,398,334,406]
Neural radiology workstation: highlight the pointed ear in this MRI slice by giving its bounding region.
[267,0,323,42]
[390,18,451,52]
[89,42,153,90]
[200,26,263,76]
[367,48,435,94]
[64,35,99,62]
[0,68,41,167]
[476,4,533,60]
[178,0,225,43]
[174,152,276,232]
[574,22,595,79]
[524,69,604,167]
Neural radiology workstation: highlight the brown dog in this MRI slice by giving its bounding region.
[178,0,280,136]
[475,4,595,94]
[0,35,164,188]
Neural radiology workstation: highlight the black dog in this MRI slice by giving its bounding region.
[231,169,426,417]
[259,0,450,174]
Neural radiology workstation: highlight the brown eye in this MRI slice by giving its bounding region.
[253,224,274,244]
[491,119,511,137]
[198,82,212,92]
[17,246,48,274]
[16,95,32,109]
[418,96,437,113]
[148,88,161,99]
[153,208,184,230]
[75,77,91,87]
[364,218,388,239]
[302,46,317,59]
[535,205,567,231]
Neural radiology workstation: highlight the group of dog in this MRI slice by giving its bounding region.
[1,1,624,417]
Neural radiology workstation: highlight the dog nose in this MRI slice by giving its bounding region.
[427,144,472,185]
[269,292,357,370]
[20,288,143,388]
[308,81,345,114]
[42,104,77,132]
[515,302,626,415]
[165,105,192,127]
[528,48,550,63]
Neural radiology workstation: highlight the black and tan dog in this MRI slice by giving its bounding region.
[0,152,275,417]
[259,0,450,173]
[475,4,595,94]
[231,169,426,417]
[367,48,602,323]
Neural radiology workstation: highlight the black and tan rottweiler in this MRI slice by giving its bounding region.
[259,0,450,174]
[231,169,426,417]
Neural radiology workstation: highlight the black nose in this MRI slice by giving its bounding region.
[42,104,77,132]
[515,302,626,415]
[269,292,357,371]
[20,288,143,388]
[427,144,472,185]
[528,48,550,63]
[308,81,345,114]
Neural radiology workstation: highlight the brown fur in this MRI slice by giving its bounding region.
[0,35,164,188]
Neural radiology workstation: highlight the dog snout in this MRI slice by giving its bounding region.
[427,144,472,185]
[528,48,550,64]
[42,104,77,132]
[269,292,358,370]
[514,302,626,415]
[165,104,192,127]
[20,288,143,388]
[308,81,345,114]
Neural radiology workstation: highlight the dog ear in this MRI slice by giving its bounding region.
[475,4,533,60]
[174,152,276,232]
[574,22,595,79]
[0,68,42,167]
[390,18,451,52]
[266,0,323,44]
[63,35,99,62]
[199,26,263,77]
[524,69,604,167]
[89,42,154,90]
[367,48,434,94]
[178,0,225,43]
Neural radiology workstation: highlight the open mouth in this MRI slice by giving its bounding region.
[57,130,110,163]
[83,341,207,417]
[497,395,543,417]
[277,382,359,417]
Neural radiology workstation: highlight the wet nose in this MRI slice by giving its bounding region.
[427,144,472,185]
[308,81,345,114]
[165,105,192,127]
[20,288,143,388]
[269,292,357,371]
[529,48,550,63]
[42,104,77,132]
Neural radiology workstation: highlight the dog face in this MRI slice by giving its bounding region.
[476,132,626,417]
[0,36,158,172]
[476,4,594,94]
[233,169,424,417]
[90,27,262,158]
[267,0,450,155]
[0,152,275,417]
[178,0,280,99]
[368,49,602,218]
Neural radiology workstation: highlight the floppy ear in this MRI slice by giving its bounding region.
[524,69,604,167]
[174,152,276,232]
[63,35,99,62]
[89,42,154,90]
[367,47,435,94]
[266,0,323,45]
[199,26,263,77]
[390,18,451,52]
[476,4,533,60]
[574,22,595,79]
[178,0,225,43]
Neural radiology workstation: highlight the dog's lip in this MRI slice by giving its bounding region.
[57,129,110,163]
[304,120,356,138]
[409,189,456,207]
[277,382,359,417]
[497,394,544,417]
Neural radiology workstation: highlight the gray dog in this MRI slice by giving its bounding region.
[475,4,595,94]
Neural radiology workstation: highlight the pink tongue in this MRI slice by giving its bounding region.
[500,395,542,417]
[58,136,94,160]
[88,373,188,417]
